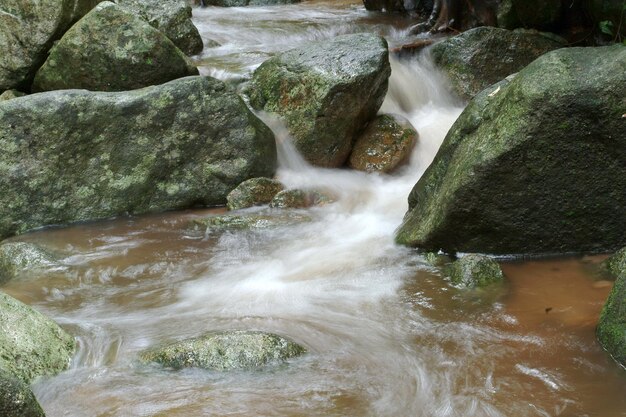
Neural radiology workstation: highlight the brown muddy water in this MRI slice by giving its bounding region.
[2,1,625,416]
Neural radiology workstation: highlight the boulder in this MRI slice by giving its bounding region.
[140,330,305,371]
[0,292,75,383]
[446,254,504,288]
[0,91,26,102]
[226,178,285,211]
[597,271,626,367]
[0,242,61,285]
[430,26,565,99]
[269,189,334,209]
[115,0,203,55]
[0,369,45,417]
[249,33,390,167]
[189,210,310,233]
[348,114,417,173]
[0,0,101,91]
[605,247,626,279]
[0,76,276,240]
[396,45,626,255]
[202,0,301,5]
[32,2,198,92]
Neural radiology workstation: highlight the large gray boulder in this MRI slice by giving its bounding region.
[0,369,45,417]
[396,45,626,255]
[0,292,75,383]
[597,253,626,368]
[115,0,203,55]
[430,26,564,99]
[140,330,306,371]
[0,0,101,91]
[0,76,276,239]
[249,33,390,167]
[32,2,198,92]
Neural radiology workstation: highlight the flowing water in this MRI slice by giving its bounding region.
[3,1,626,416]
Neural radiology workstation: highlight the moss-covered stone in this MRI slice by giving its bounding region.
[32,2,198,92]
[269,189,334,209]
[0,91,26,102]
[597,272,626,367]
[140,330,305,371]
[0,292,75,383]
[0,0,102,91]
[226,178,285,211]
[446,254,504,288]
[203,0,301,5]
[0,242,60,285]
[0,369,45,417]
[396,45,626,255]
[606,247,626,279]
[189,210,310,233]
[349,114,417,173]
[429,26,564,99]
[0,76,276,240]
[115,0,203,55]
[249,33,390,167]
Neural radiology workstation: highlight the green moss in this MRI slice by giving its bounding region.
[446,254,504,288]
[597,272,626,367]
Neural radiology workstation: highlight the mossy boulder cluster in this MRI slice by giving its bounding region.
[249,33,391,167]
[429,26,564,99]
[140,330,306,371]
[396,45,626,255]
[597,248,626,368]
[0,76,276,239]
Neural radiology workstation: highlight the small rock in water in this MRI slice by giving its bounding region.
[446,254,504,288]
[189,210,310,233]
[227,177,285,211]
[269,189,335,209]
[140,330,306,371]
[0,242,61,284]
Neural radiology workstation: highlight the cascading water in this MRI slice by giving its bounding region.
[3,2,626,417]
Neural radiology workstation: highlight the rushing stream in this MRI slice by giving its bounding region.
[2,1,626,416]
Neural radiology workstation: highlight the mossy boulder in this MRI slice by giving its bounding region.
[115,0,203,55]
[0,76,276,240]
[606,248,626,279]
[32,2,198,92]
[0,292,75,383]
[0,91,26,102]
[140,330,305,371]
[189,210,310,233]
[396,45,626,255]
[202,0,301,5]
[349,114,417,173]
[0,369,45,417]
[0,242,61,285]
[0,0,101,91]
[597,272,626,367]
[446,254,504,288]
[226,178,285,211]
[269,189,334,209]
[249,33,390,167]
[430,26,564,99]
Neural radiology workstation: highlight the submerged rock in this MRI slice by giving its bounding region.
[249,33,390,167]
[115,0,203,55]
[446,254,504,288]
[33,2,198,92]
[597,270,626,368]
[0,292,75,383]
[0,369,45,417]
[349,114,417,173]
[0,0,101,91]
[606,248,626,279]
[0,242,60,285]
[0,76,276,240]
[396,45,626,255]
[269,189,334,209]
[202,0,301,5]
[140,330,305,371]
[0,91,26,102]
[190,210,310,233]
[226,178,285,211]
[430,26,564,99]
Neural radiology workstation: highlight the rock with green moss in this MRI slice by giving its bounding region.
[0,76,276,240]
[269,189,334,209]
[203,0,301,6]
[597,272,626,367]
[0,0,102,91]
[140,330,305,371]
[32,2,198,92]
[189,210,310,233]
[429,26,564,99]
[249,33,390,167]
[349,114,417,173]
[446,254,504,288]
[0,242,61,285]
[606,247,626,278]
[396,45,626,255]
[226,178,285,210]
[0,369,45,417]
[0,292,75,383]
[0,91,26,102]
[115,0,203,55]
